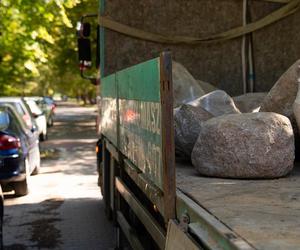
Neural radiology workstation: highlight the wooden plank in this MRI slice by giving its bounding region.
[115,177,166,249]
[160,52,176,224]
[176,163,300,249]
[165,220,201,250]
[117,211,144,250]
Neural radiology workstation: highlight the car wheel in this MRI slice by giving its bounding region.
[39,132,47,141]
[32,150,41,176]
[47,115,54,127]
[14,179,29,196]
[0,186,3,250]
[14,158,30,196]
[32,165,40,175]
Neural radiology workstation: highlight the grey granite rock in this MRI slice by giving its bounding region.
[189,90,241,116]
[294,82,300,132]
[172,61,205,107]
[197,80,218,94]
[191,112,295,178]
[174,104,212,158]
[233,92,267,113]
[260,60,300,127]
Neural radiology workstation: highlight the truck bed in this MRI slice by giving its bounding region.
[176,162,300,250]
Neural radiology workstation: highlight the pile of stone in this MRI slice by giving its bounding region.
[172,61,205,107]
[260,60,300,132]
[174,61,299,179]
[174,90,240,159]
[233,92,267,113]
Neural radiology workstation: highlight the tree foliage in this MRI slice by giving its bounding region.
[0,0,98,97]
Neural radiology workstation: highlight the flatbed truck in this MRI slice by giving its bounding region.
[77,1,300,249]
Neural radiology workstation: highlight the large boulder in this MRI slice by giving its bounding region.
[172,61,205,107]
[191,112,295,179]
[189,90,241,116]
[197,80,218,94]
[260,60,300,125]
[233,92,267,113]
[174,104,212,158]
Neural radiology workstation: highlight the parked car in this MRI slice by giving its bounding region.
[26,97,55,127]
[42,97,56,126]
[24,99,47,141]
[0,185,3,249]
[0,97,38,136]
[0,104,40,196]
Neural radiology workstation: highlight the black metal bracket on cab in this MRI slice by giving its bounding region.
[77,14,99,85]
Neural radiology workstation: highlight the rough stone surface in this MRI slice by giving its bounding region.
[293,84,300,160]
[191,112,295,179]
[233,92,267,113]
[260,60,300,122]
[172,61,205,107]
[293,83,300,132]
[197,80,218,94]
[189,90,241,116]
[174,104,213,158]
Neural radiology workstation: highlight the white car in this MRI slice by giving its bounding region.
[25,100,47,141]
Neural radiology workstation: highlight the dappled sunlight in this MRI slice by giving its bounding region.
[4,103,101,208]
[4,197,114,249]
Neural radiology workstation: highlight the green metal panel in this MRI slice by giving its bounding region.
[117,58,160,102]
[101,74,118,145]
[101,73,117,97]
[101,57,163,189]
[117,58,163,188]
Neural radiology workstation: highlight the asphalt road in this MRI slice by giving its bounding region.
[3,102,115,250]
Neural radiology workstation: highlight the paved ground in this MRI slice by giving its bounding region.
[3,102,115,249]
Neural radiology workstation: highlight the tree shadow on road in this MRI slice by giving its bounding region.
[4,197,115,250]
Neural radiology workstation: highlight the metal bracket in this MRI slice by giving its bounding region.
[178,212,190,233]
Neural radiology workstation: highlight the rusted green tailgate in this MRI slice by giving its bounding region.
[100,53,175,223]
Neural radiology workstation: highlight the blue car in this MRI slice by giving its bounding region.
[0,104,40,196]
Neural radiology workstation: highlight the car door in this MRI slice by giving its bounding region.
[8,108,38,174]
